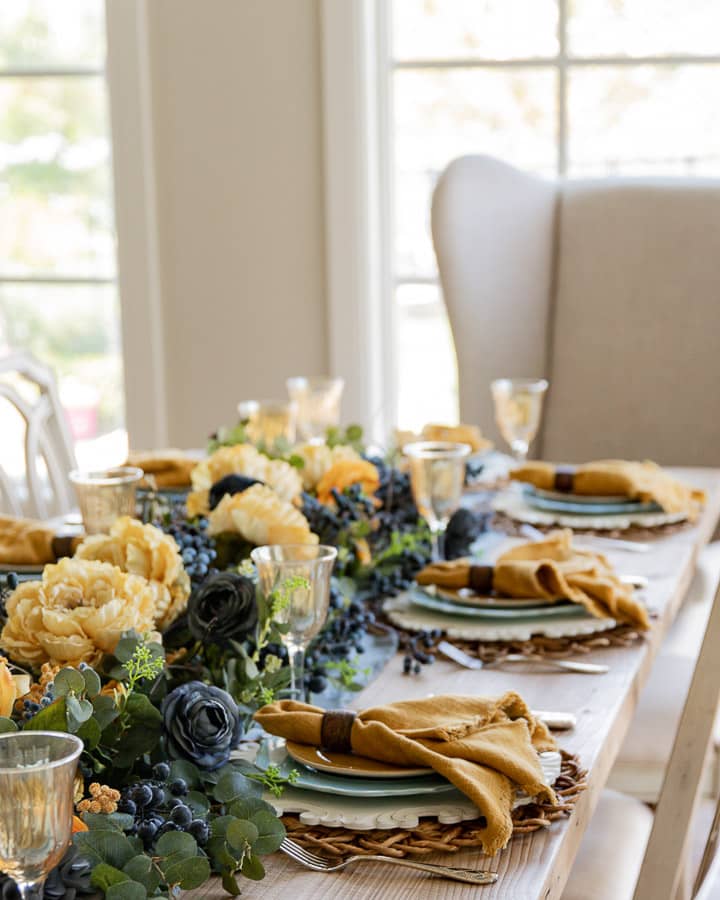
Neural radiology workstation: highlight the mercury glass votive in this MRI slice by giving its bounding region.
[69,466,143,534]
[0,732,82,900]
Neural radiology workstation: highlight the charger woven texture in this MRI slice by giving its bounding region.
[281,751,586,859]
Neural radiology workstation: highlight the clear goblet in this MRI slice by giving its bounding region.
[251,544,337,700]
[286,376,345,442]
[491,378,549,464]
[404,441,471,561]
[0,731,83,900]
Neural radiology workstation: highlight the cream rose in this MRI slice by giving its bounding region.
[75,516,190,629]
[208,484,318,546]
[293,443,361,491]
[0,559,157,668]
[191,444,302,502]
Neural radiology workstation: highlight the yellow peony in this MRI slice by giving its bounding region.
[395,423,492,454]
[208,484,318,545]
[316,459,380,506]
[191,444,302,502]
[293,442,361,490]
[75,517,190,630]
[0,558,157,668]
[0,657,24,717]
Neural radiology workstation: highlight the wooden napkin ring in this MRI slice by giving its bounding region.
[52,534,80,560]
[554,468,576,493]
[468,565,494,594]
[320,710,356,752]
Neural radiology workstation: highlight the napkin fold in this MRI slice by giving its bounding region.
[255,692,556,854]
[510,459,705,518]
[416,530,649,630]
[126,450,197,489]
[0,515,80,566]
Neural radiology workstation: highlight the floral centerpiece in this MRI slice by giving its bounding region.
[0,425,486,899]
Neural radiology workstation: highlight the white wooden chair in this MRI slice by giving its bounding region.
[0,352,77,519]
[431,155,720,802]
[563,576,720,900]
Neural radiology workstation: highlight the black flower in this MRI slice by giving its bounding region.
[444,508,489,560]
[162,681,242,770]
[187,572,258,646]
[209,474,262,511]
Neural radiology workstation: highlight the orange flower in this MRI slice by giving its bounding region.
[0,657,15,717]
[72,815,88,833]
[316,460,380,505]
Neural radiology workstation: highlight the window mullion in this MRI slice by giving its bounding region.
[557,0,569,176]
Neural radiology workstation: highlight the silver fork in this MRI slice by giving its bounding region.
[437,640,608,674]
[280,837,498,885]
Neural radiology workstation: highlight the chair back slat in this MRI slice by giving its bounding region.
[0,352,77,518]
[633,576,720,900]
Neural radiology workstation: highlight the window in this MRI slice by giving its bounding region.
[0,0,124,476]
[389,0,720,429]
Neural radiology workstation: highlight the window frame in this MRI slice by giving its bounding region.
[322,0,720,435]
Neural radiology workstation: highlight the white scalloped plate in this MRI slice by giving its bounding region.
[384,593,617,642]
[266,752,561,829]
[494,489,687,531]
[410,588,582,620]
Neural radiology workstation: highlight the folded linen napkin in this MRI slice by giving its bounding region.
[126,450,197,489]
[510,459,705,518]
[416,530,649,630]
[255,692,556,854]
[0,515,80,566]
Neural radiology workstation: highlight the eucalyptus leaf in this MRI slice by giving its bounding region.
[106,880,147,900]
[54,667,86,697]
[74,829,137,868]
[162,856,211,890]
[0,716,19,733]
[213,770,258,803]
[221,870,242,896]
[91,862,130,892]
[186,790,210,816]
[92,694,120,729]
[250,810,285,855]
[76,715,102,750]
[155,831,197,859]
[67,695,93,730]
[240,853,265,881]
[209,815,235,839]
[226,819,258,852]
[168,759,201,790]
[206,836,239,870]
[82,667,102,697]
[123,854,161,893]
[23,697,67,732]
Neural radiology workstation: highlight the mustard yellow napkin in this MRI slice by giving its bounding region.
[417,530,649,630]
[255,693,556,854]
[511,460,705,518]
[396,423,492,454]
[126,450,197,489]
[0,515,80,566]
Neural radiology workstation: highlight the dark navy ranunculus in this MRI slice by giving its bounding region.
[186,571,258,646]
[161,681,242,770]
[209,474,262,511]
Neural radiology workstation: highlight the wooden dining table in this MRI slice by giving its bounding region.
[191,467,720,900]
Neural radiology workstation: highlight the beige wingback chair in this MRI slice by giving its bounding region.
[432,156,720,803]
[431,155,720,465]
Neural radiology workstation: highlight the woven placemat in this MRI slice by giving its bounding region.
[282,751,586,859]
[453,622,647,663]
[492,511,694,541]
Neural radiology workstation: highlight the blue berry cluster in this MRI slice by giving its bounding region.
[163,515,219,587]
[117,765,209,850]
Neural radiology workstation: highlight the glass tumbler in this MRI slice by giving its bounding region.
[0,731,83,900]
[251,544,337,700]
[286,376,345,442]
[244,400,297,447]
[404,441,471,561]
[69,466,143,534]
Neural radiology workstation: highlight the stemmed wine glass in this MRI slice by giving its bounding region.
[286,376,345,443]
[251,544,337,700]
[404,441,471,561]
[491,378,549,464]
[0,731,83,900]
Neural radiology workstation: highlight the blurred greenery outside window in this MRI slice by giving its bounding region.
[391,0,720,431]
[0,1,125,473]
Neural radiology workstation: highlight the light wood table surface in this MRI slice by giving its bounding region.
[191,468,720,900]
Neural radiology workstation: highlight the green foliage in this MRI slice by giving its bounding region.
[325,423,365,452]
[325,656,371,691]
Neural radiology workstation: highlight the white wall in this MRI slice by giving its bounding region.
[111,0,328,448]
